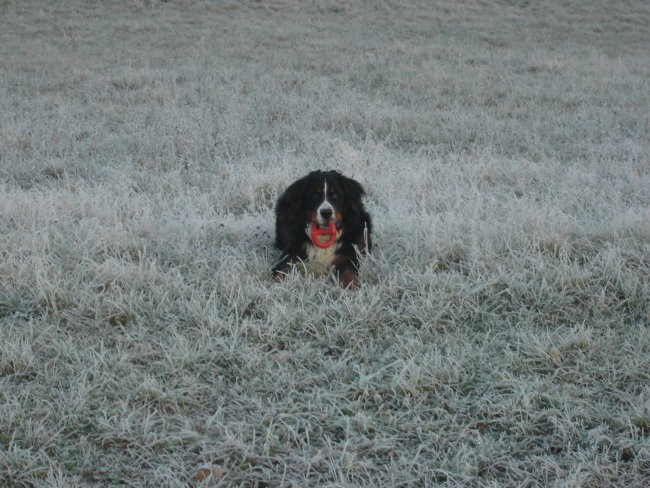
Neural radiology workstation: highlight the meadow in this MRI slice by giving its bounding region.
[1,1,649,486]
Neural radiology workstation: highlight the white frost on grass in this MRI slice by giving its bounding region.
[1,1,649,486]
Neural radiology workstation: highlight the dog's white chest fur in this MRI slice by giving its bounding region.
[308,241,338,263]
[303,227,342,275]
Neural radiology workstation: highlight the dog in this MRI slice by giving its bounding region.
[272,170,372,288]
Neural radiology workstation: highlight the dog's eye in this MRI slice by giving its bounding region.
[330,192,338,200]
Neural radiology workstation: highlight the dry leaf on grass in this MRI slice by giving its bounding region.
[193,466,225,483]
[549,348,562,367]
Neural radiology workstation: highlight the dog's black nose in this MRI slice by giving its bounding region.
[320,208,333,220]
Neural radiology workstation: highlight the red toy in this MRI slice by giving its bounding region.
[310,221,337,249]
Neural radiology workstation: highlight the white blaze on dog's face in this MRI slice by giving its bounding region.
[316,181,334,226]
[304,176,343,237]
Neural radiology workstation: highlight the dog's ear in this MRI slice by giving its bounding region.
[276,174,309,222]
[341,175,365,200]
[340,175,366,227]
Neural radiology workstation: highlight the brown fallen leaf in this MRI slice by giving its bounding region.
[549,348,562,367]
[193,466,225,483]
[272,352,288,364]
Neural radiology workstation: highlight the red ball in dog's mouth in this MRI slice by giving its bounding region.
[310,221,337,249]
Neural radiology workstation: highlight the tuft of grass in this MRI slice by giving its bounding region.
[1,1,649,486]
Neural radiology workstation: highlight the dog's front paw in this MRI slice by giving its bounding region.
[273,269,288,282]
[338,270,359,290]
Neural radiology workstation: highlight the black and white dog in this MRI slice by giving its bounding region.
[272,170,372,288]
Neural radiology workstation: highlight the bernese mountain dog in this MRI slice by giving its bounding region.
[272,170,372,289]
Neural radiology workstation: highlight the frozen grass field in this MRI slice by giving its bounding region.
[1,1,650,486]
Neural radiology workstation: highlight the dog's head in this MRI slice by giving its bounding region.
[276,170,366,235]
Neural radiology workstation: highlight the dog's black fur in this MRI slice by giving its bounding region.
[272,170,372,288]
